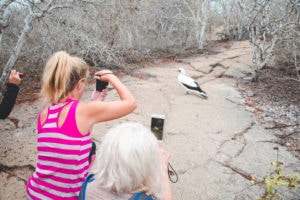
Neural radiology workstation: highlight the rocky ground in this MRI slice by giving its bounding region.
[1,40,299,199]
[237,68,300,159]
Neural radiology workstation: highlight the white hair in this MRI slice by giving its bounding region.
[91,122,163,197]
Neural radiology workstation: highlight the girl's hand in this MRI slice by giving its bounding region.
[94,70,114,82]
[159,147,170,170]
[91,89,108,101]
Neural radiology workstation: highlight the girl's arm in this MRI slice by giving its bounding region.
[77,70,137,132]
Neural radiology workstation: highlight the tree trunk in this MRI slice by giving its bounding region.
[0,13,34,93]
[0,0,16,51]
[198,0,209,50]
[0,0,55,93]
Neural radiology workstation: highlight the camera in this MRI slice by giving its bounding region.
[151,114,165,141]
[96,80,108,92]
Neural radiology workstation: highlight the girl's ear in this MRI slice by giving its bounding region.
[75,81,81,90]
[75,79,84,91]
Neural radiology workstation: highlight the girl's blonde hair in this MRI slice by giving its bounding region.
[40,51,89,104]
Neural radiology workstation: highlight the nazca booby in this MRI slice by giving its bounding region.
[177,67,207,98]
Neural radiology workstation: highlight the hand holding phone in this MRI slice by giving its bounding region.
[9,70,22,85]
[151,114,165,141]
[96,80,108,92]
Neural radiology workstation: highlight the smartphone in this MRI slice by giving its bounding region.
[96,80,108,92]
[151,114,165,141]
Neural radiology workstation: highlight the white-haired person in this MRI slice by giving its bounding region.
[26,51,137,200]
[80,122,173,200]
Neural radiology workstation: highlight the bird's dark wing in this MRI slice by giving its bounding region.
[182,82,200,91]
[194,82,206,94]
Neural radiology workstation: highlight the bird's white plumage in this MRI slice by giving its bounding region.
[178,72,198,88]
[177,67,207,98]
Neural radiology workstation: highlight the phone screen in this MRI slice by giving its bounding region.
[151,114,165,141]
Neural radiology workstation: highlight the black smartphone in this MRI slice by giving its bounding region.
[96,80,108,92]
[151,114,165,141]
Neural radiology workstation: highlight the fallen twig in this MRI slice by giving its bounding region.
[217,161,264,185]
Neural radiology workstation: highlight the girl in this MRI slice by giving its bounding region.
[26,51,137,200]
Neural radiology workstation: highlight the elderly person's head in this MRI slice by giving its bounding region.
[91,122,164,198]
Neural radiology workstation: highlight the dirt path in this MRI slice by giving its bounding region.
[1,41,299,199]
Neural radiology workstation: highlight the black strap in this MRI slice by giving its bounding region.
[88,141,96,163]
[168,162,178,183]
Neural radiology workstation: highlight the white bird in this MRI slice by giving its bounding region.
[177,67,207,98]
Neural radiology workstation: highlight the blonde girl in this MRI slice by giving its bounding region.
[26,51,137,200]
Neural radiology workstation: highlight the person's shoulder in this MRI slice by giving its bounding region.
[84,177,132,200]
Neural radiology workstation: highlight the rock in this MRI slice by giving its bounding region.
[0,119,16,131]
[246,91,255,97]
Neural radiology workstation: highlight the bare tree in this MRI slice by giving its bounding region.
[0,0,71,90]
[240,0,299,74]
[0,0,217,78]
[272,0,300,80]
[170,0,210,50]
[0,0,15,49]
[2,0,296,90]
[215,0,249,41]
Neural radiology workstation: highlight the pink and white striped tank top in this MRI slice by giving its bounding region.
[26,99,92,200]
